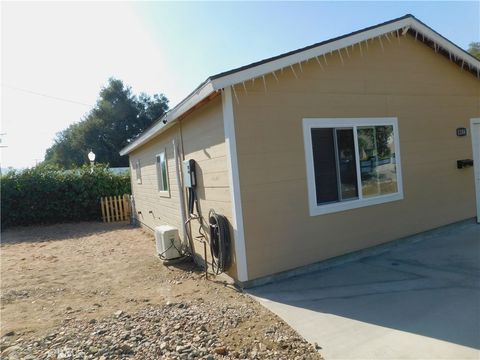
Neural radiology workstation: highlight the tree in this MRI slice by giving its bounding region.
[44,78,169,168]
[468,42,480,59]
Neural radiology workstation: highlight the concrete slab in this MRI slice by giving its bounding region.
[249,222,480,359]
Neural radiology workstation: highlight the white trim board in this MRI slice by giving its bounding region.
[120,15,479,157]
[471,118,480,223]
[214,18,479,89]
[155,150,171,198]
[119,82,215,156]
[222,87,249,282]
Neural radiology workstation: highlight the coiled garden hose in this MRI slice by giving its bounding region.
[208,209,231,275]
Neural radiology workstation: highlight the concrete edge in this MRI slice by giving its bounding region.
[236,218,477,289]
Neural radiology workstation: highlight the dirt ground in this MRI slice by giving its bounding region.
[1,222,323,359]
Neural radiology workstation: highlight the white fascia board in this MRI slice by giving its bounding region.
[212,17,479,90]
[407,18,480,70]
[120,81,215,156]
[211,18,412,89]
[121,16,479,157]
[120,117,173,156]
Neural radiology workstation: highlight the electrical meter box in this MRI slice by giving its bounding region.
[182,159,196,188]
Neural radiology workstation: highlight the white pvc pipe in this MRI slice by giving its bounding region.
[173,138,188,244]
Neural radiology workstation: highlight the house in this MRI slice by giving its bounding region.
[120,14,480,287]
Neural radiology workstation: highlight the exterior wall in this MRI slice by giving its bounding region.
[233,35,480,280]
[181,96,237,279]
[129,124,183,233]
[129,96,237,278]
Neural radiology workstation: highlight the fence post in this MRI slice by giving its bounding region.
[113,195,118,221]
[118,195,124,221]
[123,194,129,222]
[109,196,114,222]
[105,197,109,223]
[100,197,105,222]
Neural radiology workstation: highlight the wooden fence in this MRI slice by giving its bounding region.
[100,194,131,223]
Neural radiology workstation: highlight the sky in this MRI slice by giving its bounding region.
[1,1,479,169]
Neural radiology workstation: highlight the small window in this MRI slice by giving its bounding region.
[134,159,142,184]
[303,118,403,216]
[156,151,170,196]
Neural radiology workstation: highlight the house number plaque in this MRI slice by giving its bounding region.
[456,127,467,137]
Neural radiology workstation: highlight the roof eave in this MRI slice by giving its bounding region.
[119,80,216,156]
[213,17,480,89]
[120,15,480,156]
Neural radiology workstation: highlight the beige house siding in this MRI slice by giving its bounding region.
[181,96,238,279]
[129,96,237,277]
[129,125,183,234]
[232,35,480,280]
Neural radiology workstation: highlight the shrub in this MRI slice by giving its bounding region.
[1,164,131,228]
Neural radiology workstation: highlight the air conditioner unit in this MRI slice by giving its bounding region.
[154,225,182,260]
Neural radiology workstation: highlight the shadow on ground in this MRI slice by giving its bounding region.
[1,222,133,245]
[250,222,480,358]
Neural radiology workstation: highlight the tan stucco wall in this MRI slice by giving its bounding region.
[129,96,237,278]
[233,35,480,280]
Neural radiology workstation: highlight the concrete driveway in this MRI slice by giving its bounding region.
[249,222,480,359]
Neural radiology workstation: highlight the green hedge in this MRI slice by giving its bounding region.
[1,164,131,228]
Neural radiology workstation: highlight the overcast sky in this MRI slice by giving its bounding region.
[1,1,479,169]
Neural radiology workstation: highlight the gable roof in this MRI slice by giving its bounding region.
[120,14,480,156]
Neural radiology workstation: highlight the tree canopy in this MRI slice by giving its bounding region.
[44,78,169,168]
[468,42,480,59]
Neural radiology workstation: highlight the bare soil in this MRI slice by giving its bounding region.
[0,222,323,359]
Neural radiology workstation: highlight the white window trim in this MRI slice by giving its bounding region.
[303,117,404,216]
[135,159,142,184]
[156,150,170,198]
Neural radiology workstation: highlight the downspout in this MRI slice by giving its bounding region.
[173,137,190,250]
[129,159,137,226]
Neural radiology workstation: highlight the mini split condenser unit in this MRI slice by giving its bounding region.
[154,225,182,260]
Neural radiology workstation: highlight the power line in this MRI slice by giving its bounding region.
[1,83,93,107]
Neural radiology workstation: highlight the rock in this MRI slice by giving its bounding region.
[1,345,20,356]
[176,344,190,353]
[214,346,228,355]
[3,331,14,337]
[119,344,132,354]
[7,294,322,359]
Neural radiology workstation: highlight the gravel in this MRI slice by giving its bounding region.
[1,299,322,360]
[1,223,324,360]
